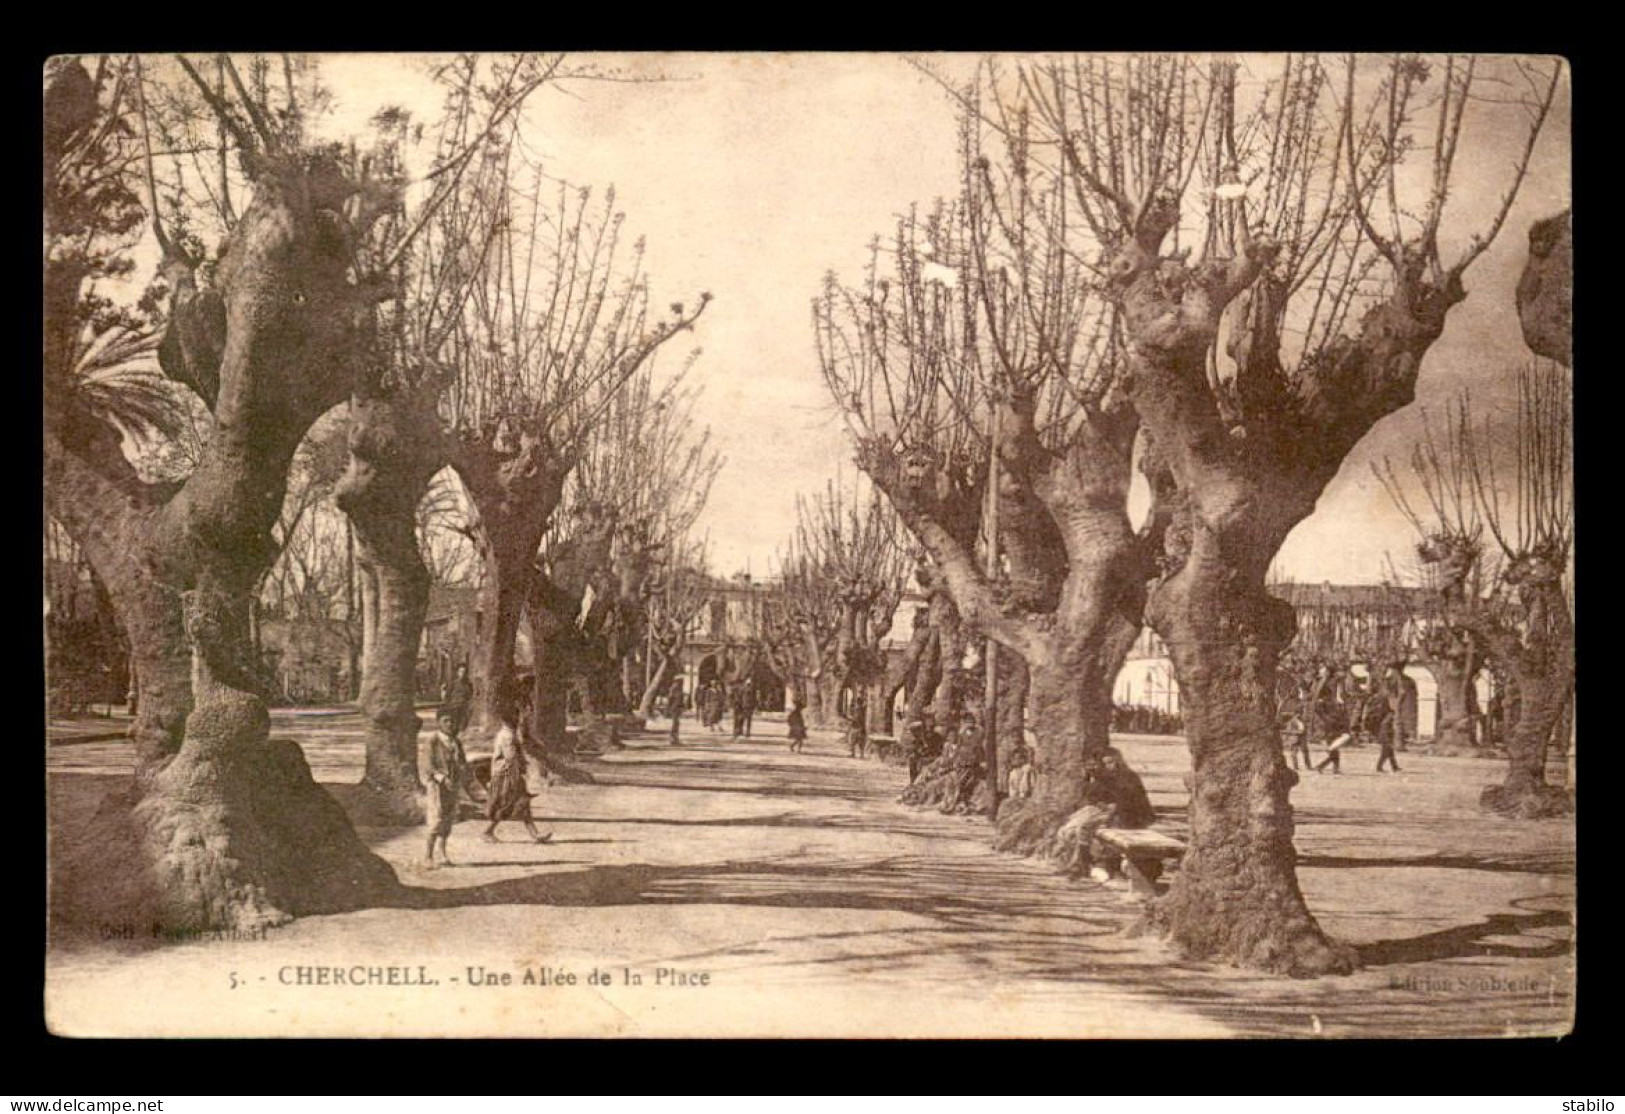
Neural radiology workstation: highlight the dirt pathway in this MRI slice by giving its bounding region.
[46,715,1574,1037]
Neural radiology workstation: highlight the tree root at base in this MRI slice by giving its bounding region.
[1138,880,1358,978]
[55,737,400,935]
[1480,781,1572,819]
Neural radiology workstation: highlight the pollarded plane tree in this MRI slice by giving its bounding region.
[611,399,724,721]
[763,523,844,727]
[524,363,720,753]
[783,481,911,733]
[635,552,716,721]
[444,154,710,737]
[809,214,982,739]
[1008,52,1562,972]
[43,52,429,929]
[1377,364,1573,815]
[331,55,561,821]
[818,84,1165,860]
[594,377,721,716]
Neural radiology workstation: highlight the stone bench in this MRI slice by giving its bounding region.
[1095,827,1186,898]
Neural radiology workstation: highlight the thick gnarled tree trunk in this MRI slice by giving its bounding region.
[522,560,600,783]
[991,646,1029,790]
[1142,539,1356,976]
[44,430,193,772]
[335,390,445,825]
[1517,210,1572,368]
[991,649,1103,852]
[1107,199,1468,976]
[1422,652,1480,754]
[454,431,569,741]
[992,609,1140,863]
[1463,583,1574,818]
[867,406,1153,860]
[1483,664,1572,817]
[471,544,535,736]
[62,156,401,931]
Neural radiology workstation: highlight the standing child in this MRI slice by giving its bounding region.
[1282,712,1311,770]
[424,708,474,869]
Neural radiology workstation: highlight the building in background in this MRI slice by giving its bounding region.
[1115,582,1451,737]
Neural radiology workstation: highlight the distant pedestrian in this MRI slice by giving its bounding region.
[440,663,473,736]
[1282,713,1312,770]
[1368,678,1401,773]
[1306,662,1346,773]
[846,689,869,758]
[1385,663,1417,755]
[904,720,926,782]
[697,681,716,731]
[707,682,727,732]
[787,699,808,753]
[666,675,685,746]
[731,682,756,739]
[1278,676,1313,770]
[1315,731,1350,774]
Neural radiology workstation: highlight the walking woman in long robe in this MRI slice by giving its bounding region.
[482,715,552,844]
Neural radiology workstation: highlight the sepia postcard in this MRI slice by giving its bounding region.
[44,51,1574,1038]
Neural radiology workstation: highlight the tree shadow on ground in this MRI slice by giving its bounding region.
[1297,851,1575,876]
[50,739,1575,1037]
[385,854,1112,930]
[1293,805,1576,830]
[381,851,1571,1035]
[522,811,960,842]
[1354,899,1573,967]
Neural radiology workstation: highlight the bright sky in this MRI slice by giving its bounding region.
[310,52,1570,586]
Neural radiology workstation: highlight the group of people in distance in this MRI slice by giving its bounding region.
[688,678,758,739]
[429,661,1159,887]
[1280,659,1418,775]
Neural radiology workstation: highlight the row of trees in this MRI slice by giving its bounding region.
[763,481,909,728]
[811,54,1566,975]
[1378,360,1573,813]
[45,54,716,926]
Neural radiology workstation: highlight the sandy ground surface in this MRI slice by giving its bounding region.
[45,711,1574,1038]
